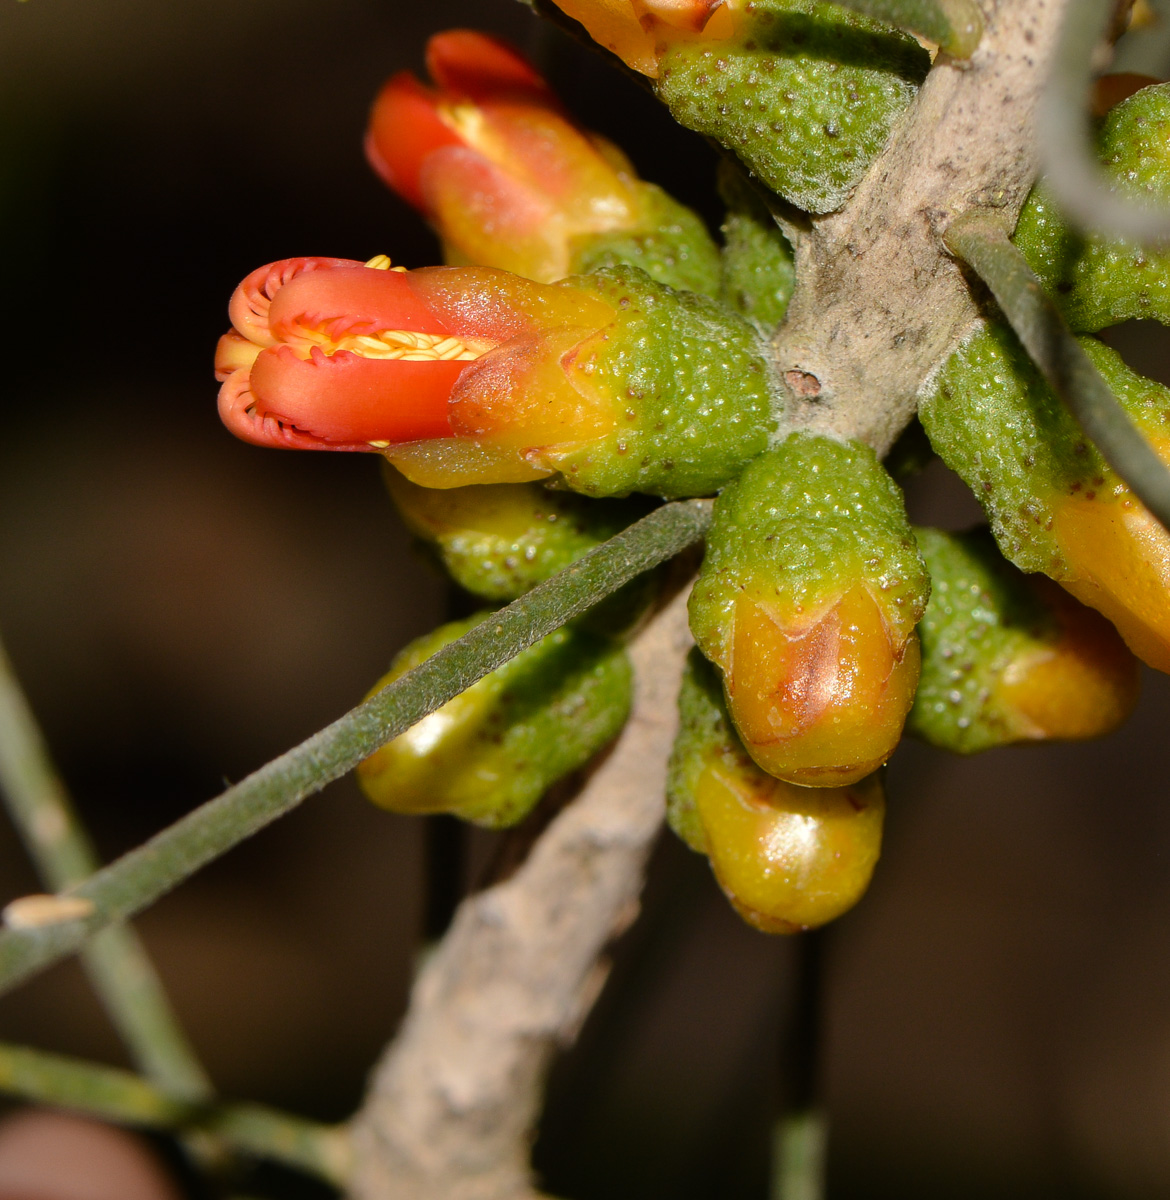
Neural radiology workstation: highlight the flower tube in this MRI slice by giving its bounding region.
[920,322,1170,674]
[688,433,929,787]
[667,650,885,933]
[358,614,632,828]
[216,257,779,498]
[366,30,719,291]
[909,527,1139,753]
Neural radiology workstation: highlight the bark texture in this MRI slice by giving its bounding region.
[349,590,694,1200]
[773,0,1066,454]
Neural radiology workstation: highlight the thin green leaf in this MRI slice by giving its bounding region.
[0,1041,350,1184]
[1038,0,1170,244]
[0,499,712,999]
[0,637,213,1103]
[826,0,982,57]
[946,212,1170,531]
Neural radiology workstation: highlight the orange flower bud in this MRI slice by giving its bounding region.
[549,0,736,77]
[689,435,929,788]
[217,260,777,498]
[367,31,643,281]
[668,649,885,933]
[694,761,885,933]
[214,255,616,471]
[723,584,922,787]
[1052,494,1170,673]
[365,30,722,293]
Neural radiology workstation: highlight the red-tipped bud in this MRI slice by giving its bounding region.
[548,0,736,76]
[365,30,645,281]
[215,255,620,471]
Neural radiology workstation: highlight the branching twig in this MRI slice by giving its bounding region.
[0,500,712,1001]
[0,1041,351,1185]
[0,636,213,1103]
[945,212,1170,530]
[350,588,696,1200]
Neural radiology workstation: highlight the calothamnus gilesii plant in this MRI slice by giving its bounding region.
[1,1,1169,1197]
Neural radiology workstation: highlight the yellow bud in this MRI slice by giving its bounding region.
[694,764,884,933]
[723,585,920,787]
[1053,494,1170,673]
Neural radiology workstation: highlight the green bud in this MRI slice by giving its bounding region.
[357,614,633,828]
[383,468,654,602]
[717,160,796,330]
[918,323,1170,672]
[547,266,781,498]
[668,649,885,933]
[689,433,929,786]
[655,1,928,214]
[571,182,723,298]
[1014,81,1170,331]
[909,527,1139,754]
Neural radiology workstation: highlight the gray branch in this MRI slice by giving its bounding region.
[349,589,695,1200]
[771,0,1067,454]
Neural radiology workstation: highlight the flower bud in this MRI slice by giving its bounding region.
[357,614,632,827]
[909,527,1139,753]
[717,160,795,331]
[1015,80,1170,332]
[919,321,1170,673]
[654,2,928,213]
[543,1,927,212]
[366,30,719,293]
[217,259,778,498]
[689,433,929,787]
[384,467,653,601]
[668,649,884,933]
[548,0,738,78]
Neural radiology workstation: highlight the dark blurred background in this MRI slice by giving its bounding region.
[3,1,1170,1197]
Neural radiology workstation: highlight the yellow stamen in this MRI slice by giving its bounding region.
[343,329,492,362]
[363,254,408,273]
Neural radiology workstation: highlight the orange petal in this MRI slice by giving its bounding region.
[266,263,452,344]
[365,72,465,211]
[246,345,460,446]
[228,257,361,347]
[426,30,557,105]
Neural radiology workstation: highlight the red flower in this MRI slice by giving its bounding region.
[365,31,647,282]
[215,255,619,478]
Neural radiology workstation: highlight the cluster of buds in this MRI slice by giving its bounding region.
[921,82,1170,676]
[668,650,885,933]
[214,29,1170,938]
[688,434,929,787]
[357,614,631,828]
[367,30,720,293]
